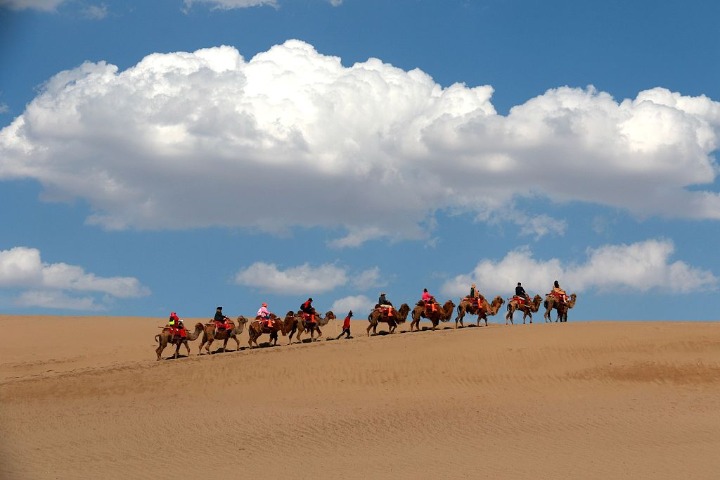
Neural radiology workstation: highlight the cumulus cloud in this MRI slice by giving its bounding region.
[0,0,65,11]
[440,239,718,298]
[234,262,348,294]
[234,261,385,294]
[351,266,386,290]
[2,40,720,245]
[0,246,150,310]
[331,295,373,316]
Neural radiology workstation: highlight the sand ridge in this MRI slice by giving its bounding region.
[2,315,720,479]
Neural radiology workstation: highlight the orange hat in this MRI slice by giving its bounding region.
[262,303,267,307]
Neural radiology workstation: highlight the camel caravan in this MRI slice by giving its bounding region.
[155,284,577,360]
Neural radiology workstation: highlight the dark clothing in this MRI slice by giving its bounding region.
[378,294,392,306]
[515,285,527,297]
[301,300,315,315]
[214,310,230,330]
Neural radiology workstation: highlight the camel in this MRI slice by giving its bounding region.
[155,322,204,361]
[367,303,411,336]
[505,294,543,325]
[282,310,336,344]
[247,313,289,348]
[410,300,456,332]
[198,316,249,355]
[455,295,505,328]
[543,293,577,322]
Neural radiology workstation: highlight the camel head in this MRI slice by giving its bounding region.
[568,293,577,308]
[490,296,504,313]
[317,311,335,326]
[441,300,456,319]
[397,303,411,321]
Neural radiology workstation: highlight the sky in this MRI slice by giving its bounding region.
[1,0,720,321]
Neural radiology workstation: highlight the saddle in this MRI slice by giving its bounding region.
[213,321,232,334]
[424,302,438,315]
[302,313,317,328]
[375,305,394,318]
[548,291,566,304]
[512,296,527,307]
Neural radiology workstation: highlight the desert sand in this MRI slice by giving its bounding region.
[2,314,720,480]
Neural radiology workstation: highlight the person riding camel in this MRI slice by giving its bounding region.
[469,283,484,306]
[377,292,394,317]
[378,292,393,307]
[551,280,567,303]
[257,302,273,328]
[213,306,231,333]
[515,282,530,304]
[422,288,437,313]
[167,311,186,339]
[300,297,316,323]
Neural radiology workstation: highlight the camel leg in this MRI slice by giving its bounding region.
[184,341,190,357]
[316,326,323,339]
[155,340,166,361]
[173,342,181,359]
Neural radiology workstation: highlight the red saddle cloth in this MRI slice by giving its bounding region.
[549,291,566,302]
[512,296,526,307]
[169,327,187,339]
[381,306,394,317]
[303,313,317,324]
[424,302,438,314]
[214,321,231,332]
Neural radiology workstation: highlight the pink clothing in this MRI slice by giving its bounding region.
[422,291,432,302]
[257,306,270,318]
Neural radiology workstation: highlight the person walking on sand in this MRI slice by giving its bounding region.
[336,310,352,339]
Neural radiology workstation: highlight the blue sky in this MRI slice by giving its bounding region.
[1,0,719,321]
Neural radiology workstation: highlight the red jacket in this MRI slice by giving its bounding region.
[343,316,351,329]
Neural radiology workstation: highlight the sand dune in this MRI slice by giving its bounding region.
[2,314,720,480]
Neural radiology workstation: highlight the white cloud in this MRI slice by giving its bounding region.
[330,295,372,317]
[234,261,348,294]
[0,0,65,11]
[2,40,720,246]
[441,239,718,298]
[352,266,385,290]
[0,246,150,310]
[16,290,104,311]
[81,3,108,19]
[183,0,277,10]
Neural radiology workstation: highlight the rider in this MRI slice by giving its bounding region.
[469,283,484,305]
[422,288,437,312]
[257,302,272,328]
[214,306,231,332]
[300,297,316,323]
[551,280,567,303]
[515,282,530,303]
[167,311,178,336]
[377,292,393,317]
[378,292,393,307]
